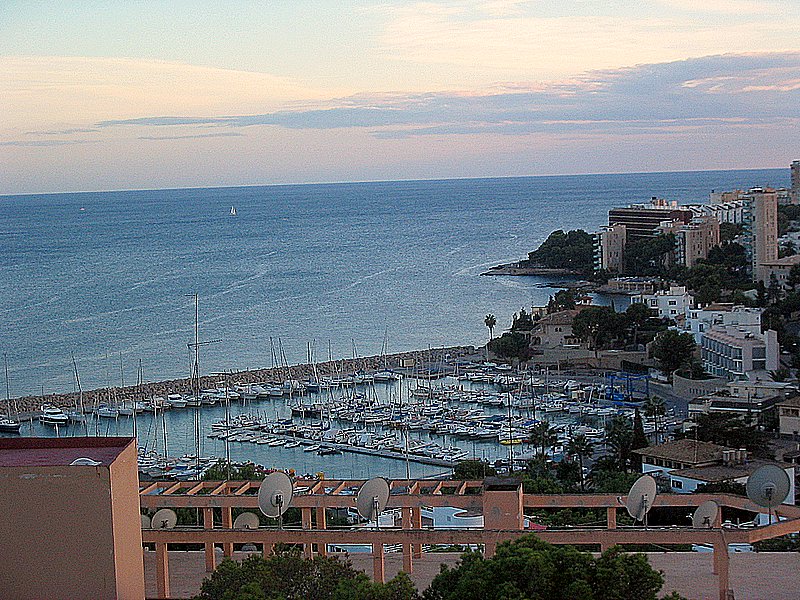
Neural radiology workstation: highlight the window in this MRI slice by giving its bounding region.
[672,479,683,490]
[668,300,677,306]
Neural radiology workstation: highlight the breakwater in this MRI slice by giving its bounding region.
[11,345,478,416]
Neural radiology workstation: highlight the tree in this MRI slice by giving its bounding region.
[678,413,766,452]
[788,263,800,291]
[529,422,559,461]
[643,397,666,444]
[484,314,497,341]
[453,460,496,480]
[423,535,681,600]
[511,308,534,331]
[631,409,648,471]
[625,302,652,347]
[651,330,696,380]
[526,229,595,274]
[565,434,593,491]
[572,306,626,353]
[605,416,634,472]
[196,549,419,600]
[547,289,577,314]
[623,234,674,277]
[487,332,531,362]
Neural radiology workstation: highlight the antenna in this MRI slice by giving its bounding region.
[258,472,294,528]
[356,477,390,528]
[233,512,261,530]
[141,514,152,529]
[692,500,718,529]
[746,464,791,524]
[625,475,657,526]
[151,508,177,530]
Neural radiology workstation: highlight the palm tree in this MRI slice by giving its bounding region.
[566,433,593,491]
[643,396,666,444]
[604,415,634,472]
[529,421,559,462]
[484,314,497,341]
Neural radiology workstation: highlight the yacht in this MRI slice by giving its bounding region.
[0,417,21,433]
[39,405,69,425]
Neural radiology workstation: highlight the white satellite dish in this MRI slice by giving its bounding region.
[356,477,390,526]
[70,457,101,466]
[141,514,152,529]
[692,500,718,529]
[151,508,177,530]
[625,475,657,524]
[258,472,294,527]
[233,511,261,530]
[747,464,791,519]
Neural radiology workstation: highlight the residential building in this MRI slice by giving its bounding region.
[658,215,720,267]
[635,439,795,501]
[760,255,800,290]
[688,379,795,421]
[608,198,694,241]
[0,436,145,599]
[686,199,746,225]
[631,285,694,320]
[700,326,779,380]
[604,277,658,294]
[529,310,581,348]
[792,160,800,204]
[741,187,778,282]
[709,190,745,205]
[593,223,626,273]
[682,304,763,344]
[778,395,800,438]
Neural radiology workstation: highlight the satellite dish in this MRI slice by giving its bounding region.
[233,511,260,530]
[356,477,390,523]
[625,475,657,523]
[746,464,790,509]
[141,514,152,529]
[258,472,294,519]
[151,508,177,530]
[70,457,101,466]
[692,500,718,529]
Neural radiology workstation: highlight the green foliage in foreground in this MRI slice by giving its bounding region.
[423,536,685,600]
[196,547,418,600]
[488,331,532,362]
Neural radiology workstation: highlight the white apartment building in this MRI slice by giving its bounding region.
[701,326,779,380]
[682,304,763,344]
[631,286,694,320]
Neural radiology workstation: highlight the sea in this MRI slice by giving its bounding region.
[0,169,789,478]
[0,169,787,396]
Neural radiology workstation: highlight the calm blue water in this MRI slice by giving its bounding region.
[0,169,787,396]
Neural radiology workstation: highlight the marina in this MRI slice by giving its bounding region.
[3,361,679,480]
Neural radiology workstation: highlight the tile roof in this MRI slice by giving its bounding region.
[634,439,729,465]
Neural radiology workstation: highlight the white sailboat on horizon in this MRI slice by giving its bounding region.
[230,206,237,216]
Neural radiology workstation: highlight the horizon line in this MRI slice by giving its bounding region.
[0,165,790,199]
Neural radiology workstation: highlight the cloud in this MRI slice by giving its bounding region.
[0,139,97,147]
[137,132,244,140]
[27,128,99,136]
[95,52,800,140]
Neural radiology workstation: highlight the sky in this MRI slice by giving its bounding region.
[1,0,799,194]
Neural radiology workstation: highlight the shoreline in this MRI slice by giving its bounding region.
[8,345,478,417]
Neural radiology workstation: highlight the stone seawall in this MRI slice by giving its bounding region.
[12,345,477,416]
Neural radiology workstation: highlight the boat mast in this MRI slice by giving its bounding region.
[3,353,10,420]
[71,353,89,436]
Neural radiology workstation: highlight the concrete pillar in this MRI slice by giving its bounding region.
[316,507,327,557]
[372,543,385,583]
[401,507,413,573]
[713,541,731,600]
[411,506,422,559]
[221,507,233,557]
[302,508,313,558]
[155,542,170,599]
[606,507,617,530]
[203,508,216,572]
[262,542,274,558]
[484,540,497,557]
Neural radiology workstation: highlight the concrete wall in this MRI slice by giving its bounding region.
[672,372,727,401]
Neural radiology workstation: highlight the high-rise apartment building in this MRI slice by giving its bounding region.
[792,160,800,204]
[607,197,694,241]
[593,223,626,273]
[742,188,778,282]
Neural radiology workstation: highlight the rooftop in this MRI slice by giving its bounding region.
[0,436,134,467]
[760,255,800,267]
[671,459,792,483]
[635,439,728,465]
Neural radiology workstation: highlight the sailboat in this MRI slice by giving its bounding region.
[230,206,237,216]
[0,354,21,433]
